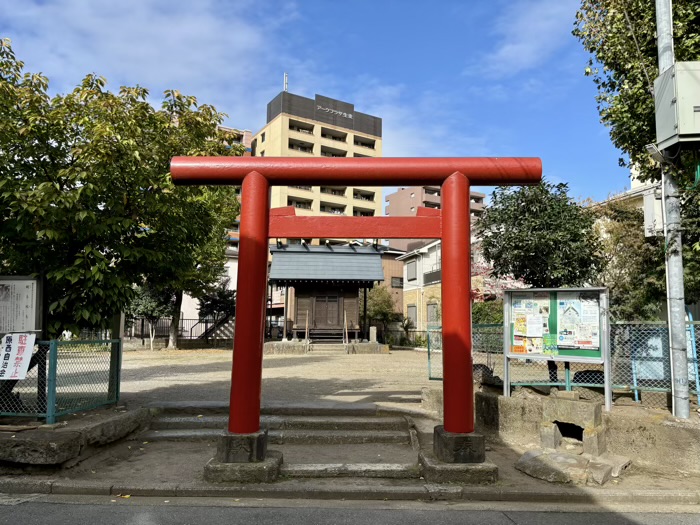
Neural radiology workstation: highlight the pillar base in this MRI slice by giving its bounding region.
[215,430,268,463]
[205,451,282,483]
[433,425,485,463]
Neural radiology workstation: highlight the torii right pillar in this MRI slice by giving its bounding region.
[435,171,483,463]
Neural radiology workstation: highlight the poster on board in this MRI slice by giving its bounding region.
[0,278,39,334]
[510,291,555,355]
[507,288,604,360]
[556,293,600,349]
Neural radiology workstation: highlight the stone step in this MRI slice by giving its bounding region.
[145,401,382,417]
[150,414,409,431]
[131,428,411,445]
[308,344,348,352]
[280,462,420,479]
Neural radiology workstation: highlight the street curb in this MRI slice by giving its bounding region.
[1,477,699,504]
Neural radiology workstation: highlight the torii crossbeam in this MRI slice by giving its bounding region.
[171,156,541,464]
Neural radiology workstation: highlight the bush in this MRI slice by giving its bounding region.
[472,301,504,324]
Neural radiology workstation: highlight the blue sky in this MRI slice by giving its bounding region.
[0,0,632,205]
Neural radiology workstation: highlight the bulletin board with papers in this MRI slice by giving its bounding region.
[505,288,608,362]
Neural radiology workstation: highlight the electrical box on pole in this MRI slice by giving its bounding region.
[654,61,700,151]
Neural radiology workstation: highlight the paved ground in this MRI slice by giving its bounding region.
[119,347,431,409]
[4,347,700,506]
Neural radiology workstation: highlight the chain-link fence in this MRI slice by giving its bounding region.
[428,324,504,381]
[384,330,429,347]
[0,339,120,423]
[426,322,700,410]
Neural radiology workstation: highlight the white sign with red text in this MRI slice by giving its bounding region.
[0,333,36,380]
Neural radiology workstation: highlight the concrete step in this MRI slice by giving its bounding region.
[150,414,409,431]
[132,428,411,445]
[280,463,420,479]
[145,401,383,417]
[308,344,348,352]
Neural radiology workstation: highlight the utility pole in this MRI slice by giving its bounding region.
[655,0,689,419]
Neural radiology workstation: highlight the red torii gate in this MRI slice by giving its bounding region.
[171,156,541,463]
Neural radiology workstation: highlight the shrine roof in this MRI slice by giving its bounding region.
[269,245,385,284]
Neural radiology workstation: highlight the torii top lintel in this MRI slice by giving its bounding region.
[170,156,542,187]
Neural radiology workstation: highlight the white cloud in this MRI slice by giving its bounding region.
[0,0,300,131]
[467,0,579,79]
[0,0,497,160]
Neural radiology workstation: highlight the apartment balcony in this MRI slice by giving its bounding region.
[288,196,313,210]
[353,189,375,202]
[320,145,347,158]
[289,118,314,135]
[353,207,375,217]
[288,138,314,154]
[424,267,442,285]
[321,127,347,143]
[353,136,376,149]
[320,201,346,215]
[422,193,441,207]
[320,186,347,198]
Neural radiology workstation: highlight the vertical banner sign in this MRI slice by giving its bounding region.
[0,333,36,380]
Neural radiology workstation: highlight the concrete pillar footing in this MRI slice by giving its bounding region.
[433,425,485,463]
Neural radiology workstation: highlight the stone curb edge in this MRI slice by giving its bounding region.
[0,478,698,505]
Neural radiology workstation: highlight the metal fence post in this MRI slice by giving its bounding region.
[46,340,58,424]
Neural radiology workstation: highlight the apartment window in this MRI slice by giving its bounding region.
[391,277,404,288]
[407,261,417,281]
[407,305,417,326]
[261,132,266,143]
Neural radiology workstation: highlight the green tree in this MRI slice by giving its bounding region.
[476,181,603,288]
[573,1,700,302]
[126,286,173,350]
[197,278,237,323]
[0,38,242,337]
[593,198,664,319]
[363,285,401,335]
[573,0,700,184]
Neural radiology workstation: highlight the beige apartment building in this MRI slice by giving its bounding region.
[251,92,383,241]
[385,186,486,251]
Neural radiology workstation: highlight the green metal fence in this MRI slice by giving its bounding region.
[0,339,121,423]
[427,323,700,409]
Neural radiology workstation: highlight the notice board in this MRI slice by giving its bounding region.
[505,288,607,361]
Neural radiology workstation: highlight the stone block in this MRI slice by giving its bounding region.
[475,392,543,443]
[204,451,283,483]
[587,459,613,485]
[433,425,485,463]
[599,452,632,477]
[582,425,607,456]
[540,422,562,450]
[0,430,81,465]
[515,449,590,484]
[554,390,580,401]
[542,397,602,428]
[215,430,268,463]
[419,452,497,484]
[421,386,443,416]
[369,327,377,343]
[82,409,149,446]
